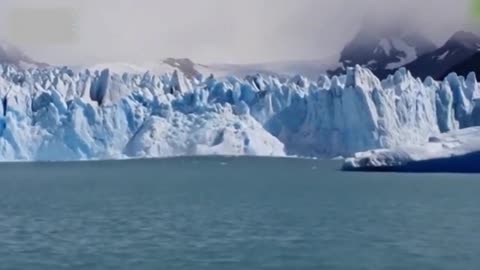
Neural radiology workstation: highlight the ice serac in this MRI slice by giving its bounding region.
[343,127,480,173]
[124,105,284,158]
[0,63,479,161]
[251,65,470,157]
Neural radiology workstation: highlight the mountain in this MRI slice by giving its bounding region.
[440,48,480,79]
[163,58,207,79]
[210,57,337,80]
[405,31,480,80]
[0,64,478,161]
[83,57,336,81]
[83,58,210,80]
[0,41,48,68]
[328,24,437,79]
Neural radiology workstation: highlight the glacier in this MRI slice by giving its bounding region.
[343,127,480,173]
[0,63,479,161]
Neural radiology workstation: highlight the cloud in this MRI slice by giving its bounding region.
[0,0,473,65]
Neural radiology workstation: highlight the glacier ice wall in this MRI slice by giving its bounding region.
[0,63,479,161]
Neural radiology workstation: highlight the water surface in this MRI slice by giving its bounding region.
[0,157,479,270]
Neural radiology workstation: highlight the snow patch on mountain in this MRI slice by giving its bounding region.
[377,39,392,55]
[385,39,418,70]
[437,50,450,61]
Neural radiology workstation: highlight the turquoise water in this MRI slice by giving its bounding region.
[0,157,479,270]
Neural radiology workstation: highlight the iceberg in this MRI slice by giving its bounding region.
[0,63,479,161]
[343,127,480,173]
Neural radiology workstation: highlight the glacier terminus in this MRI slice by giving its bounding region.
[0,63,479,162]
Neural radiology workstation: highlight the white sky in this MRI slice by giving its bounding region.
[0,0,474,65]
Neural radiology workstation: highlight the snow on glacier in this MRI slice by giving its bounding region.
[0,63,479,161]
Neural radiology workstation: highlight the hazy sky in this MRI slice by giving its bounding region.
[0,0,475,65]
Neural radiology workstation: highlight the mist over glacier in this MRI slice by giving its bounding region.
[0,64,479,161]
[0,0,473,65]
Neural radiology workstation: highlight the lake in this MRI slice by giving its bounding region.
[0,157,479,270]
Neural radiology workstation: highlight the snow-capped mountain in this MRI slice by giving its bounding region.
[211,57,337,80]
[328,24,437,79]
[152,30,480,82]
[83,57,336,81]
[441,52,480,79]
[405,31,480,80]
[0,42,334,83]
[0,63,479,161]
[81,58,211,81]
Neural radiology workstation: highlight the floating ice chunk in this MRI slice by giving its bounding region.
[343,127,480,172]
